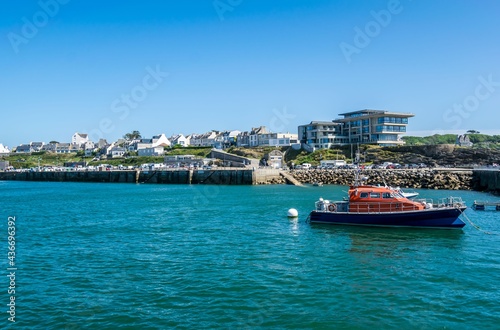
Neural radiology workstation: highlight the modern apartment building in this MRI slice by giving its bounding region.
[299,109,414,149]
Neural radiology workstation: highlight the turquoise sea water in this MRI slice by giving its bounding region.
[1,181,499,329]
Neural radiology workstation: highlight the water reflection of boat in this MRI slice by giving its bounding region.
[309,175,466,229]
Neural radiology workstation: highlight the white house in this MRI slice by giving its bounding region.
[72,133,89,147]
[128,139,153,152]
[0,144,10,155]
[138,147,165,156]
[249,126,268,147]
[267,133,299,147]
[42,143,57,152]
[170,134,189,147]
[55,143,75,154]
[15,144,34,153]
[152,134,171,148]
[243,126,298,147]
[84,141,96,157]
[30,142,45,151]
[190,131,218,147]
[109,147,126,158]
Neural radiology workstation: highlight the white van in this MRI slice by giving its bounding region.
[301,163,312,169]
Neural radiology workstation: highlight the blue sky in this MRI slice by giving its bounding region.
[1,0,500,148]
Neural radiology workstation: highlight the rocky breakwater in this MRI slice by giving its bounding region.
[289,169,473,190]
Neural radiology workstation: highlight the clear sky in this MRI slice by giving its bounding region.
[1,0,500,148]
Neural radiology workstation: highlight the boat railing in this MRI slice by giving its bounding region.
[347,202,424,213]
[415,198,433,204]
[415,197,466,208]
[316,196,466,214]
[435,196,466,208]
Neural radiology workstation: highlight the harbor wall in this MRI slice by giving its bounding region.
[0,169,256,185]
[289,168,473,190]
[1,168,499,192]
[471,169,500,193]
[253,169,283,184]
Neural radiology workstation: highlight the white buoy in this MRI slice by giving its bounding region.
[287,208,299,218]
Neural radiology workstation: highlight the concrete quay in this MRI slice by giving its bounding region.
[0,168,257,185]
[1,168,499,193]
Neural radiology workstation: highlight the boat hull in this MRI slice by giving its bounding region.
[309,208,465,229]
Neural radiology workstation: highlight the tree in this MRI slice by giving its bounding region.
[123,130,141,141]
[467,130,480,134]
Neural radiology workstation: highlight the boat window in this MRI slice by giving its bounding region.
[382,192,392,198]
[360,192,369,198]
[370,192,380,198]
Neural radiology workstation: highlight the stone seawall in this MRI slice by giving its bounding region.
[289,169,473,190]
[0,169,255,185]
[0,170,138,183]
[2,168,498,192]
[471,169,500,193]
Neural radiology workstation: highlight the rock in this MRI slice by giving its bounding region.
[286,168,473,190]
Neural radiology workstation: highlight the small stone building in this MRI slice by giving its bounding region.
[265,149,284,169]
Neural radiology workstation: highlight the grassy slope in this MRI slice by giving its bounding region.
[4,142,500,169]
[0,147,214,169]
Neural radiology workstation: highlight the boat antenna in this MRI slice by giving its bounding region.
[353,145,361,186]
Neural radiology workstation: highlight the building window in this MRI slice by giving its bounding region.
[377,117,409,124]
[376,125,407,132]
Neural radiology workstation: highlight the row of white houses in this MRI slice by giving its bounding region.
[6,128,299,157]
[1,109,418,157]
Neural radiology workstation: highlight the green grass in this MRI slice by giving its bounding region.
[166,146,213,158]
[292,148,349,166]
[0,147,214,169]
[5,141,496,169]
[0,152,83,168]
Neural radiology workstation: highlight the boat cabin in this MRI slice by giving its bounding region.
[347,185,424,212]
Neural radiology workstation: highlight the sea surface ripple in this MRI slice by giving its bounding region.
[0,181,499,329]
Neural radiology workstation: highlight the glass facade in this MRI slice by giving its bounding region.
[372,134,398,141]
[375,125,406,132]
[299,111,411,148]
[377,117,408,124]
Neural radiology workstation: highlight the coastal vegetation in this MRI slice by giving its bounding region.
[3,134,500,169]
[402,133,500,149]
[0,147,214,169]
